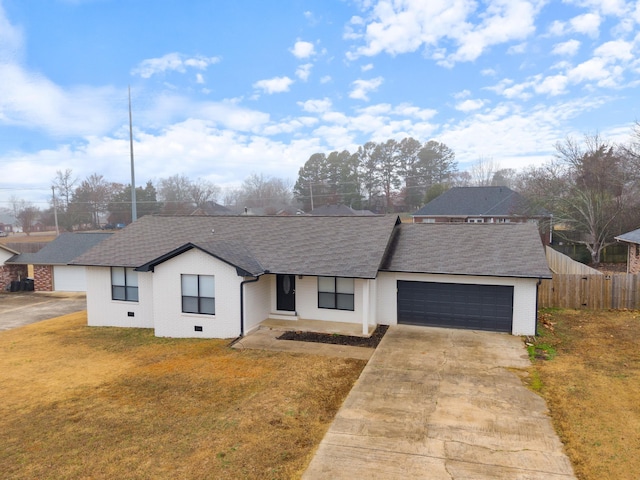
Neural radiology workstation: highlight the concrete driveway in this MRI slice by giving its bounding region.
[303,325,576,480]
[0,292,86,331]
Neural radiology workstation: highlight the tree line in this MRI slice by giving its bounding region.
[5,124,640,267]
[5,171,292,233]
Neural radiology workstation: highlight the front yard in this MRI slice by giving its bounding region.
[526,308,640,480]
[0,312,366,479]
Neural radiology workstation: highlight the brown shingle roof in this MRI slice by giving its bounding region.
[73,215,400,279]
[381,223,551,278]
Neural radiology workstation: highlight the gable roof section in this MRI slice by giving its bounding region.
[413,186,548,217]
[615,228,640,245]
[0,243,20,256]
[8,232,112,265]
[381,223,551,278]
[73,215,401,279]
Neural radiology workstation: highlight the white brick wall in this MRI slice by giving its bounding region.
[152,249,243,338]
[86,267,154,328]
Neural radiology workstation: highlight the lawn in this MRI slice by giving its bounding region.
[0,312,366,480]
[525,309,640,480]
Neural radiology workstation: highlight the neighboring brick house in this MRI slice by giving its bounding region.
[615,228,640,274]
[412,186,552,245]
[7,232,112,292]
[0,244,27,290]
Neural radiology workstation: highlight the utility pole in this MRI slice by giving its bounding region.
[309,183,314,211]
[129,85,137,222]
[51,186,59,236]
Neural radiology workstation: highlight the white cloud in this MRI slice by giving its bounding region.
[253,76,294,94]
[454,89,472,99]
[298,98,332,113]
[195,73,205,84]
[361,63,374,71]
[0,63,121,136]
[295,63,313,81]
[290,40,316,59]
[0,2,23,62]
[320,75,332,84]
[131,53,220,78]
[349,77,384,101]
[534,74,569,95]
[569,13,601,37]
[455,99,485,112]
[552,39,581,56]
[348,0,544,66]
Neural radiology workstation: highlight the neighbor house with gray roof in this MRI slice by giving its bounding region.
[8,232,112,292]
[615,228,640,274]
[412,186,552,245]
[72,215,550,338]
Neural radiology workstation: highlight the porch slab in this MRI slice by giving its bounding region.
[231,324,374,360]
[259,318,376,337]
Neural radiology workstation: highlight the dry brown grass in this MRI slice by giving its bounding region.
[526,309,640,480]
[0,313,366,479]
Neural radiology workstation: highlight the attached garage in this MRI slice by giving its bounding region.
[397,280,513,332]
[378,222,552,336]
[53,265,88,292]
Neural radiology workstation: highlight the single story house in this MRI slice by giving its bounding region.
[615,228,640,274]
[8,232,112,292]
[72,215,550,339]
[0,244,27,290]
[412,186,552,245]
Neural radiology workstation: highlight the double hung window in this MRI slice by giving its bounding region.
[181,274,215,315]
[318,277,354,311]
[111,267,139,302]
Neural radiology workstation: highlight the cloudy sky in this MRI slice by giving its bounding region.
[1,0,639,207]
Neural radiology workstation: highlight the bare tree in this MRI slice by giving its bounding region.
[189,178,221,209]
[468,157,500,186]
[158,174,193,214]
[53,169,77,209]
[11,199,40,235]
[239,173,292,209]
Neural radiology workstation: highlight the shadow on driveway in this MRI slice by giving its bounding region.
[0,292,87,331]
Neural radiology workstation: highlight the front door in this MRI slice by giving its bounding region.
[276,274,296,312]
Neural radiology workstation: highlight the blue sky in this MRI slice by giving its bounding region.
[1,0,639,207]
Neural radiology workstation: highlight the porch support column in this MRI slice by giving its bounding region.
[362,279,370,335]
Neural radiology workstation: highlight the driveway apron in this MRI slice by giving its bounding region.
[303,325,576,480]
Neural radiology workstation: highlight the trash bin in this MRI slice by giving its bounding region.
[23,278,34,291]
[10,280,20,292]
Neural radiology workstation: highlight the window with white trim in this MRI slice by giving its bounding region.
[318,277,354,311]
[181,274,215,315]
[111,267,139,302]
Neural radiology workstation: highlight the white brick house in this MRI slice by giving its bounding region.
[73,215,550,338]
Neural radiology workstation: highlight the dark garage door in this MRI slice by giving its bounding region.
[397,281,514,332]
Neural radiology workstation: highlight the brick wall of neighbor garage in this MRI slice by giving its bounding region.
[0,264,28,290]
[34,265,54,291]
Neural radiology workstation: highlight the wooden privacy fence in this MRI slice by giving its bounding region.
[545,246,601,275]
[538,274,640,310]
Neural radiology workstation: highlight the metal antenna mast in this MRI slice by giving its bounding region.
[129,85,137,222]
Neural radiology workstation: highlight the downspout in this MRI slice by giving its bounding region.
[535,278,542,336]
[239,276,260,337]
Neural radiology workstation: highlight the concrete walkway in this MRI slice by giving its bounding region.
[303,325,576,480]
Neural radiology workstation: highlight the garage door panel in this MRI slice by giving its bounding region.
[397,281,513,333]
